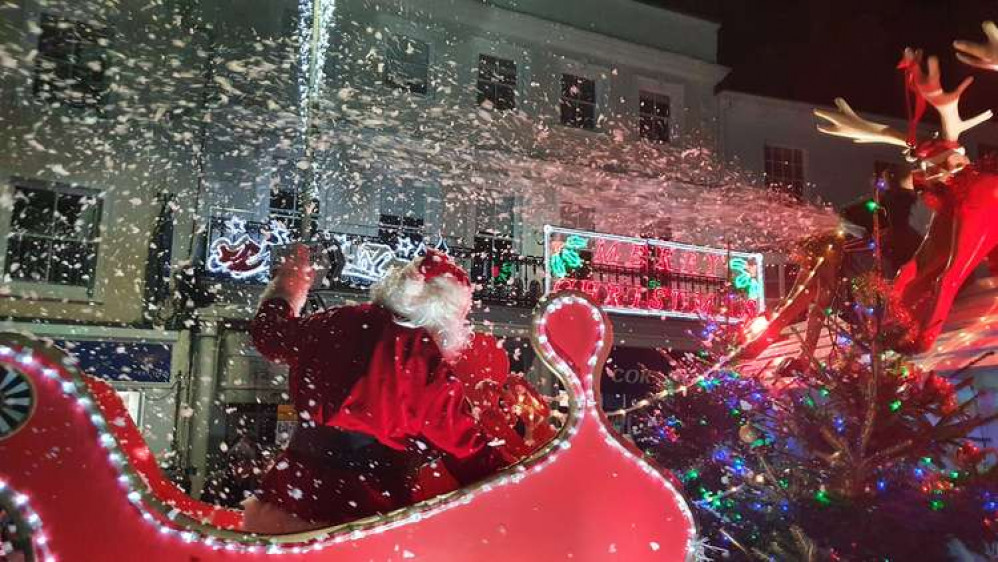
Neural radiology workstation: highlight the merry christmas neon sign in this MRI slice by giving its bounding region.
[543,226,765,321]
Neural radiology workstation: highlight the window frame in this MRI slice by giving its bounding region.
[763,144,807,198]
[474,195,516,240]
[476,54,517,111]
[32,12,110,111]
[559,72,598,130]
[383,32,431,96]
[637,90,671,144]
[378,182,427,246]
[267,186,316,238]
[0,178,106,301]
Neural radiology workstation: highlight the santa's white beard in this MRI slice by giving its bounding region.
[370,265,473,359]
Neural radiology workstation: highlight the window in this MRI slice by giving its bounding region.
[763,262,782,304]
[5,182,101,287]
[559,201,596,231]
[764,145,805,198]
[384,34,429,95]
[475,196,515,238]
[477,54,516,111]
[268,187,315,236]
[33,13,109,109]
[638,91,670,143]
[379,185,425,246]
[472,235,514,286]
[560,74,596,130]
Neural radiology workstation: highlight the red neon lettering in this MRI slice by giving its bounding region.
[654,247,673,273]
[680,252,699,274]
[625,244,649,270]
[603,282,626,306]
[627,286,646,308]
[697,292,718,316]
[553,278,576,292]
[706,253,725,278]
[580,280,600,302]
[593,240,620,266]
[648,288,667,309]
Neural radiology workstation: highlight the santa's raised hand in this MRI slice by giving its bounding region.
[262,242,315,313]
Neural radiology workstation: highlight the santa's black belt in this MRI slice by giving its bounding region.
[288,427,381,458]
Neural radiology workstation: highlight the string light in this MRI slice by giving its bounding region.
[532,294,699,557]
[1,295,699,556]
[0,480,57,562]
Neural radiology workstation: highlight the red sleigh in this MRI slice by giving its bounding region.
[0,292,696,562]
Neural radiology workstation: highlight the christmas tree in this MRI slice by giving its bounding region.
[624,265,998,560]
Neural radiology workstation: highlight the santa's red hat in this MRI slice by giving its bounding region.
[418,249,471,287]
[371,250,474,358]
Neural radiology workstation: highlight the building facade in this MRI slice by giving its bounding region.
[0,0,204,464]
[0,0,813,498]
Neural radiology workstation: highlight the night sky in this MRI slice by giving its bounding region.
[650,0,998,121]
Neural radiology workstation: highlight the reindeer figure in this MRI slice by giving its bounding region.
[814,26,998,353]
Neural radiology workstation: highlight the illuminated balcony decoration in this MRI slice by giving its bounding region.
[544,225,765,321]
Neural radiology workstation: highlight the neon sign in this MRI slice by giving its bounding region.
[206,216,291,282]
[324,232,449,286]
[205,214,451,286]
[544,226,765,321]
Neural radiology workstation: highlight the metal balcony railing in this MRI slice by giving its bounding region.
[201,218,548,308]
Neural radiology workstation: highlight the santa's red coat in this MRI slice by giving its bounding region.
[250,299,504,524]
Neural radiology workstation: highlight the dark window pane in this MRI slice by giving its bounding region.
[54,192,98,238]
[561,100,595,129]
[497,59,516,87]
[385,35,429,95]
[476,81,494,106]
[6,235,51,281]
[50,240,90,286]
[269,189,297,213]
[562,74,595,102]
[639,92,670,142]
[560,75,595,128]
[379,214,402,228]
[764,145,805,198]
[495,85,515,110]
[34,14,107,108]
[561,74,577,99]
[477,55,516,111]
[6,184,101,287]
[560,100,578,126]
[11,187,55,234]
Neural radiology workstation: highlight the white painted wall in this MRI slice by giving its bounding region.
[719,90,998,211]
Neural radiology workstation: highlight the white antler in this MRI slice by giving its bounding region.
[814,98,909,147]
[954,21,998,71]
[908,50,993,142]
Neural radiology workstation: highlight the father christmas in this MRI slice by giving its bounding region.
[242,244,510,534]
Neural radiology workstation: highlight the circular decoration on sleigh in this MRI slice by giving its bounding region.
[0,365,34,440]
